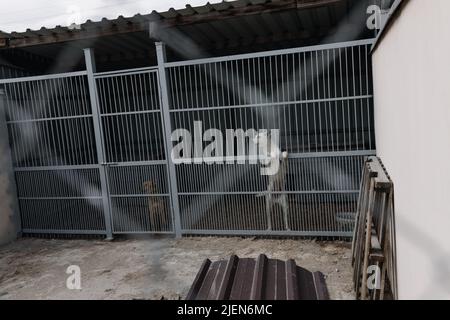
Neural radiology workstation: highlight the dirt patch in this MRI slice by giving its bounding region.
[0,236,354,300]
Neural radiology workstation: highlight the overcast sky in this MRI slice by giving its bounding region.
[0,0,214,32]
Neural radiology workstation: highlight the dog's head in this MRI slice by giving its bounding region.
[143,180,157,193]
[253,131,269,145]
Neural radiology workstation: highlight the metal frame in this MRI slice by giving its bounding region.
[2,68,109,235]
[163,39,375,237]
[156,42,183,238]
[163,39,375,68]
[93,58,176,235]
[84,48,114,239]
[0,38,375,238]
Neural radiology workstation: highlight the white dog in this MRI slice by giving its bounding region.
[253,132,290,231]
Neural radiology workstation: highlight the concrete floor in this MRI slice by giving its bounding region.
[0,236,355,300]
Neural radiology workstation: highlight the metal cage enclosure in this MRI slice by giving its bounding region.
[0,39,375,238]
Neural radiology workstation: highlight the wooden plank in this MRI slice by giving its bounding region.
[367,158,392,191]
[352,156,397,300]
[369,251,384,263]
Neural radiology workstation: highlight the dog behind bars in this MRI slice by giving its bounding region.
[253,132,290,230]
[142,180,168,231]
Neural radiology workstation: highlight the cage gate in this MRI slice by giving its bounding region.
[94,67,174,235]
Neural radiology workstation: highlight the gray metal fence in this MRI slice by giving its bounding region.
[0,39,375,238]
[94,68,173,234]
[162,39,375,237]
[1,72,107,235]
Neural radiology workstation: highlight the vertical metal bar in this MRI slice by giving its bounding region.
[83,48,113,239]
[155,42,182,238]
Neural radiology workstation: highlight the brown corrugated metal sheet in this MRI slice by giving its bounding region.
[186,254,329,300]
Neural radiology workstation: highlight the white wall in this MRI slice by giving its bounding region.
[373,0,450,299]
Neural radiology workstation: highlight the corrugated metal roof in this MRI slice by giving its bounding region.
[0,0,372,74]
[0,0,348,49]
[186,254,329,300]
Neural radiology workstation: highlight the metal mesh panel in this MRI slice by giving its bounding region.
[166,40,374,236]
[166,42,375,153]
[3,74,97,167]
[287,193,358,234]
[2,73,107,235]
[110,197,171,233]
[176,162,267,193]
[4,76,91,121]
[108,164,168,195]
[95,69,173,233]
[108,164,172,233]
[96,70,161,114]
[167,47,372,108]
[96,70,166,163]
[15,168,102,198]
[16,168,105,233]
[100,112,165,163]
[20,198,105,232]
[176,156,364,194]
[285,156,365,191]
[180,192,356,235]
[180,192,357,236]
[177,156,363,234]
[180,194,267,231]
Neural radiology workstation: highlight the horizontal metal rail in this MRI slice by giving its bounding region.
[112,230,174,235]
[6,114,92,124]
[110,193,170,198]
[164,39,375,68]
[178,190,360,195]
[289,150,376,158]
[93,66,158,78]
[181,229,353,237]
[174,151,374,164]
[0,70,88,84]
[99,109,162,117]
[14,164,100,171]
[169,95,374,112]
[22,229,107,235]
[18,196,103,200]
[102,160,167,167]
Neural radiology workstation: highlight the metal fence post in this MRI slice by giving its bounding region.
[83,48,114,240]
[155,42,182,238]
